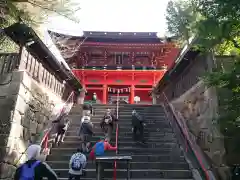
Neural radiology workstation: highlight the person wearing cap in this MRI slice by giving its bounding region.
[68,148,87,180]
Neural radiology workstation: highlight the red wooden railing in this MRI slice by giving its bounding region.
[161,92,212,180]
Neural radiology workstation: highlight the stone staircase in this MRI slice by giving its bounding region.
[47,104,193,179]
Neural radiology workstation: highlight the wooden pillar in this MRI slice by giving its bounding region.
[130,84,135,104]
[103,84,107,104]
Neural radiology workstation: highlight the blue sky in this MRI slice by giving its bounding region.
[44,0,170,36]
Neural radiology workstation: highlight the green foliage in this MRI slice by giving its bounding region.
[166,0,240,54]
[0,0,80,53]
[166,0,200,45]
[166,0,240,162]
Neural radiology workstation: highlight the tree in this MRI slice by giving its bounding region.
[0,0,80,53]
[166,0,240,54]
[165,0,200,45]
[166,0,240,165]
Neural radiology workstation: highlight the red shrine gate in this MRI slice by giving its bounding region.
[72,69,166,104]
[49,31,180,104]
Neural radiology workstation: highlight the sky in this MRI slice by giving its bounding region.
[44,0,170,36]
[41,0,171,68]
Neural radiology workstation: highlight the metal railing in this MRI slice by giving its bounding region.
[161,92,217,180]
[114,90,120,180]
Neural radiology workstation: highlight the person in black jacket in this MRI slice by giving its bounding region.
[82,103,93,116]
[131,110,146,143]
[14,144,57,180]
[100,109,118,142]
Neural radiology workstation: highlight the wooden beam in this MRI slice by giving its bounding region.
[87,87,103,90]
[135,88,152,90]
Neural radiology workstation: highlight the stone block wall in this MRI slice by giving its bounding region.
[170,81,225,167]
[0,70,63,180]
[155,54,234,179]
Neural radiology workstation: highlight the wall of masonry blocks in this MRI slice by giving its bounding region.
[0,70,63,180]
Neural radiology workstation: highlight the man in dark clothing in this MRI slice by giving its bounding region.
[100,109,118,142]
[78,113,94,153]
[14,144,57,180]
[131,110,146,143]
[82,103,93,116]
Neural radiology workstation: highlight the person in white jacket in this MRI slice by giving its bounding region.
[68,148,87,180]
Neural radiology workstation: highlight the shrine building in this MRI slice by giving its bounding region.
[49,31,180,104]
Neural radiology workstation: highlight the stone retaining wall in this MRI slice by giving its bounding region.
[0,71,62,180]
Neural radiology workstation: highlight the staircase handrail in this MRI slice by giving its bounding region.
[114,90,120,180]
[161,92,216,180]
[4,91,75,174]
[39,91,75,153]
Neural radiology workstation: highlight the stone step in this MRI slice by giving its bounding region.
[68,122,172,128]
[92,111,165,115]
[67,126,174,133]
[65,131,176,137]
[92,104,162,107]
[69,122,171,128]
[48,161,189,170]
[49,178,193,180]
[53,169,192,179]
[50,147,182,155]
[64,136,177,142]
[50,104,192,180]
[59,141,178,149]
[68,114,167,120]
[47,154,186,162]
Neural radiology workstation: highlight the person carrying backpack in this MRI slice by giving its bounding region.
[100,109,118,142]
[14,144,57,180]
[78,112,94,152]
[89,138,117,160]
[68,148,87,180]
[89,138,117,179]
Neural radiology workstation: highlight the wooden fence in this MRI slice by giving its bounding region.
[0,53,19,74]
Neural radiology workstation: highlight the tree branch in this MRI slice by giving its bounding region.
[231,39,240,50]
[26,0,79,22]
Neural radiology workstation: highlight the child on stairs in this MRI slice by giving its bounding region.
[68,148,87,180]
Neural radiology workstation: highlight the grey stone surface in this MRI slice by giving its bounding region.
[163,80,227,179]
[0,71,62,179]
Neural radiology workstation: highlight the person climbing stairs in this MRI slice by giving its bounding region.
[47,104,193,179]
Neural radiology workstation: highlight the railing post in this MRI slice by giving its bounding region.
[114,89,120,180]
